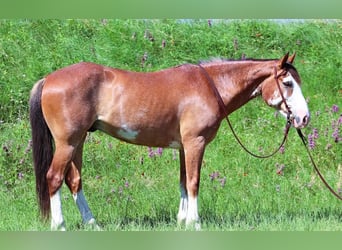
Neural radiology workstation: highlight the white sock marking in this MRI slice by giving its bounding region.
[177,185,188,224]
[50,189,65,231]
[186,195,201,230]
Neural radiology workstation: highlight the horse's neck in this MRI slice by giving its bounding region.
[203,61,275,114]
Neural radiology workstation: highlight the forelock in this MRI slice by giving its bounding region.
[285,63,301,84]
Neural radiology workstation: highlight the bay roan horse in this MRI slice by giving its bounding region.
[29,53,310,230]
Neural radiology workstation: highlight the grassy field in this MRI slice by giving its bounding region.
[0,19,341,231]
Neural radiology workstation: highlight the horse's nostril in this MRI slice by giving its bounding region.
[303,115,309,125]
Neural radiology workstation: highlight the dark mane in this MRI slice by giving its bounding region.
[199,57,278,64]
[198,58,301,83]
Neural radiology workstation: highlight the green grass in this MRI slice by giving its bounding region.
[0,19,341,231]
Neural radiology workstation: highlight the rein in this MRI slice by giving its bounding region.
[197,63,342,201]
[197,63,291,159]
[296,129,342,200]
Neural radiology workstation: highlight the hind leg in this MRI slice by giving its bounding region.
[177,149,188,225]
[65,135,100,229]
[47,143,75,230]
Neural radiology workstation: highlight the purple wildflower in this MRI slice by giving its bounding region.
[209,171,220,181]
[276,163,286,175]
[124,181,129,188]
[147,147,163,158]
[338,115,342,126]
[279,145,285,154]
[332,104,339,113]
[307,128,320,150]
[332,128,341,143]
[308,133,315,150]
[18,172,24,180]
[312,128,319,139]
[219,177,226,187]
[156,147,163,156]
[147,147,155,158]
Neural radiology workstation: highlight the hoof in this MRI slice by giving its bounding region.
[86,218,102,231]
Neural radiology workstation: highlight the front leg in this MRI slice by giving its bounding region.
[182,136,205,230]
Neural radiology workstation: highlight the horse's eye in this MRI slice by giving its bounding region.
[283,80,293,87]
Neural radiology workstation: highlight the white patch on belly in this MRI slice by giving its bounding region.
[117,125,139,141]
[169,141,181,149]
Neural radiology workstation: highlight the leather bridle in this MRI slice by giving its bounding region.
[198,63,342,201]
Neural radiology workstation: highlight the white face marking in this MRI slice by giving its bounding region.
[50,189,66,231]
[117,125,139,141]
[283,75,310,128]
[268,75,306,110]
[283,75,308,111]
[268,74,309,127]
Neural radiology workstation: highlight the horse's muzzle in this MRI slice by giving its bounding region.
[293,111,310,129]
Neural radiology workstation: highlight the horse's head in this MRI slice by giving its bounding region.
[260,53,310,129]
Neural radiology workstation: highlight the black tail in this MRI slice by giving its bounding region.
[29,79,53,220]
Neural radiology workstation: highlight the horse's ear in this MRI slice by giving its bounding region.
[287,52,296,64]
[278,52,289,69]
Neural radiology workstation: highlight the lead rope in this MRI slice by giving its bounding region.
[296,129,342,200]
[197,64,291,159]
